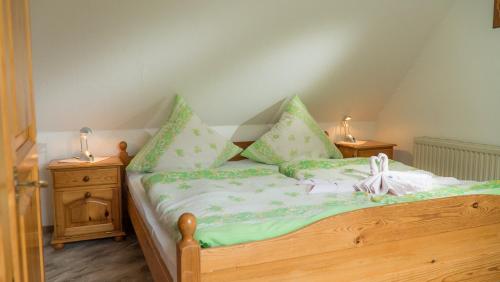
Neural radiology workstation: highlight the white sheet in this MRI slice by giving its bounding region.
[127,172,178,280]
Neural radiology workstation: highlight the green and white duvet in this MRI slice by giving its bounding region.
[143,159,500,248]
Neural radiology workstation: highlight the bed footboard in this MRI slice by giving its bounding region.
[186,194,500,282]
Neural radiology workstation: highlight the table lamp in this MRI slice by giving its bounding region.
[79,127,95,162]
[342,116,356,143]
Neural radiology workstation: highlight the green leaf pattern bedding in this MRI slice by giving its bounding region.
[143,158,500,248]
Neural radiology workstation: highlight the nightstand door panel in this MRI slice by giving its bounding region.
[55,187,119,237]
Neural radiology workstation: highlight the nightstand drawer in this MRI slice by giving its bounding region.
[335,140,396,160]
[357,148,393,159]
[338,147,357,158]
[54,168,118,188]
[54,187,119,237]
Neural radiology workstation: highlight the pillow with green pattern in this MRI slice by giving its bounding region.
[241,95,342,164]
[127,95,242,172]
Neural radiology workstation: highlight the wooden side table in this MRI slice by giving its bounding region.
[335,140,396,159]
[48,156,126,249]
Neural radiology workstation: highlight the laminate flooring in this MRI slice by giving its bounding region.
[44,232,153,282]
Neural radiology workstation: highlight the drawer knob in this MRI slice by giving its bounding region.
[85,192,91,198]
[83,176,90,182]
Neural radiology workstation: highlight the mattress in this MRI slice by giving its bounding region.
[143,157,500,248]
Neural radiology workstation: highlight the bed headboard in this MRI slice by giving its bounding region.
[118,140,255,166]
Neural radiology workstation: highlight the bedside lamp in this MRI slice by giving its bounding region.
[342,116,356,143]
[79,127,94,162]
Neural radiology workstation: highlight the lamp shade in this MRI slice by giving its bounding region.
[80,127,93,135]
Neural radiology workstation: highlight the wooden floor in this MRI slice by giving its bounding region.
[43,231,153,282]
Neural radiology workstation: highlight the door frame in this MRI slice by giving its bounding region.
[0,56,23,282]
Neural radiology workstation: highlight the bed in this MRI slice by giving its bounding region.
[118,141,500,282]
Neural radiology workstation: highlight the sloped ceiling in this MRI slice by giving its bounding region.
[31,0,454,131]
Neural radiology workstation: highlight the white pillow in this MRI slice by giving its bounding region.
[241,95,342,164]
[127,95,242,172]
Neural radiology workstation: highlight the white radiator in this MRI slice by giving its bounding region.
[414,137,500,181]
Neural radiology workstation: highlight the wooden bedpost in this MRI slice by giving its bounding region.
[118,141,131,166]
[177,213,201,282]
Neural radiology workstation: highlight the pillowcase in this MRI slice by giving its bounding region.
[127,95,242,172]
[241,95,342,164]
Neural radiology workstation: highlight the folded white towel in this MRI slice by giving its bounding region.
[431,176,463,186]
[381,171,433,195]
[378,153,389,173]
[383,170,433,188]
[354,174,384,194]
[302,179,357,194]
[355,153,434,196]
[369,156,380,176]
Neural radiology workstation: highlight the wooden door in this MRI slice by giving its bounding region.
[0,0,44,281]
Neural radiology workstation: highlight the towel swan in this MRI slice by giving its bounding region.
[355,153,433,196]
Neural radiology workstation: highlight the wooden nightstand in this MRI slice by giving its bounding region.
[48,156,126,249]
[335,140,396,159]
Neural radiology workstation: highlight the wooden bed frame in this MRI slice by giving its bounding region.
[118,141,500,282]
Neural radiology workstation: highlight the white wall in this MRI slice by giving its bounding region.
[31,0,455,226]
[31,0,453,131]
[376,0,500,165]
